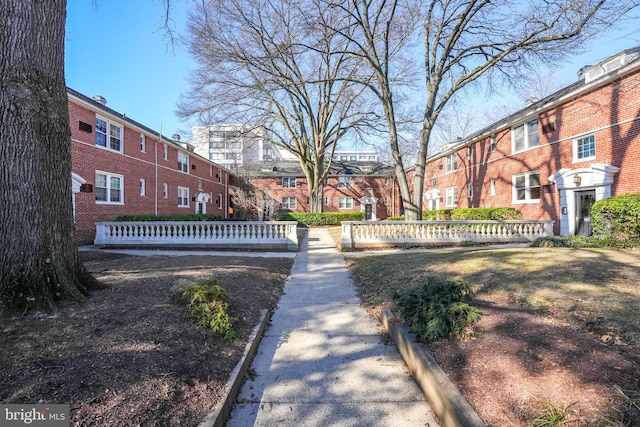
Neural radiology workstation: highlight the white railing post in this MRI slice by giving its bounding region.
[341,222,354,249]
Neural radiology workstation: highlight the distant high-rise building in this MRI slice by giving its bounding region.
[191,124,295,170]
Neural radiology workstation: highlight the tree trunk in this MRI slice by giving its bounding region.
[0,0,103,318]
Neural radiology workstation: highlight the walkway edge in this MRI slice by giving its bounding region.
[199,309,270,427]
[381,309,486,427]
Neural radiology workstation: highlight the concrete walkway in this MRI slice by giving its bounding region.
[226,228,439,427]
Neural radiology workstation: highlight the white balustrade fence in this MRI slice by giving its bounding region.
[95,221,298,251]
[341,220,554,249]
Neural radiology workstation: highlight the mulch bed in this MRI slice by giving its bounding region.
[0,251,293,426]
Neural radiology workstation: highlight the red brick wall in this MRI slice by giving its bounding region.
[247,174,399,218]
[423,70,640,233]
[69,97,232,245]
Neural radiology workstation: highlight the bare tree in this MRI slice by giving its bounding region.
[0,0,103,317]
[179,0,375,212]
[328,0,639,219]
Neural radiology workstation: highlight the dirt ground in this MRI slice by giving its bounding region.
[426,300,639,426]
[0,251,293,426]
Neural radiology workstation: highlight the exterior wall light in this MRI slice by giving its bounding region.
[573,174,582,186]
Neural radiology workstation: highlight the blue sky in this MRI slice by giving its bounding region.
[65,1,640,142]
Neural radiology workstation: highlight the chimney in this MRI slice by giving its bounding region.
[92,95,107,105]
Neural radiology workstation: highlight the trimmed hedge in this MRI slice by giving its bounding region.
[388,208,523,221]
[276,211,365,226]
[591,194,640,247]
[115,213,224,222]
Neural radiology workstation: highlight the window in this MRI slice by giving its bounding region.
[384,197,389,205]
[218,194,223,209]
[178,186,189,207]
[178,152,189,173]
[513,171,541,203]
[209,141,225,149]
[95,117,122,152]
[282,197,296,210]
[467,146,473,160]
[139,179,146,196]
[445,153,457,172]
[467,183,472,199]
[209,152,225,161]
[95,172,123,204]
[575,134,596,161]
[431,178,437,189]
[324,197,329,206]
[512,118,539,153]
[282,177,296,188]
[163,183,168,199]
[339,197,353,209]
[349,155,357,161]
[490,179,496,197]
[445,186,458,207]
[338,176,353,188]
[140,134,146,152]
[340,155,347,161]
[489,135,496,152]
[163,144,168,160]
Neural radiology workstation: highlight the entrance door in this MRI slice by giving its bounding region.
[575,190,596,236]
[197,202,206,214]
[364,204,372,220]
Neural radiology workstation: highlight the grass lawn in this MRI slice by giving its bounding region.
[346,247,640,345]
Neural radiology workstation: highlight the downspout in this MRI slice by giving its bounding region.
[155,123,162,216]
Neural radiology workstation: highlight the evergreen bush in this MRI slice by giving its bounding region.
[591,194,640,247]
[115,213,223,222]
[277,211,365,226]
[172,278,239,339]
[393,276,482,343]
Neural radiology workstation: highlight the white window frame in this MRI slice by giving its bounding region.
[445,153,457,173]
[489,135,496,152]
[163,144,168,160]
[324,197,329,206]
[573,134,596,162]
[338,197,353,209]
[512,118,539,153]
[282,177,297,188]
[95,171,124,205]
[282,197,296,210]
[163,183,168,199]
[490,179,496,197]
[139,178,146,196]
[445,186,458,207]
[512,171,541,204]
[140,134,146,152]
[338,176,353,189]
[178,152,189,173]
[218,194,223,209]
[467,183,472,199]
[178,186,190,207]
[95,116,123,153]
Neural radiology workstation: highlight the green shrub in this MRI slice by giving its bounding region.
[530,236,608,248]
[422,207,523,221]
[116,213,223,222]
[386,216,405,221]
[277,211,365,226]
[393,277,482,343]
[591,194,640,247]
[172,278,239,339]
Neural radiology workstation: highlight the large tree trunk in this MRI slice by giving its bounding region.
[0,0,103,318]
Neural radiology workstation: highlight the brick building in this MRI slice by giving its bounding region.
[423,46,640,236]
[240,160,399,220]
[69,88,233,244]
